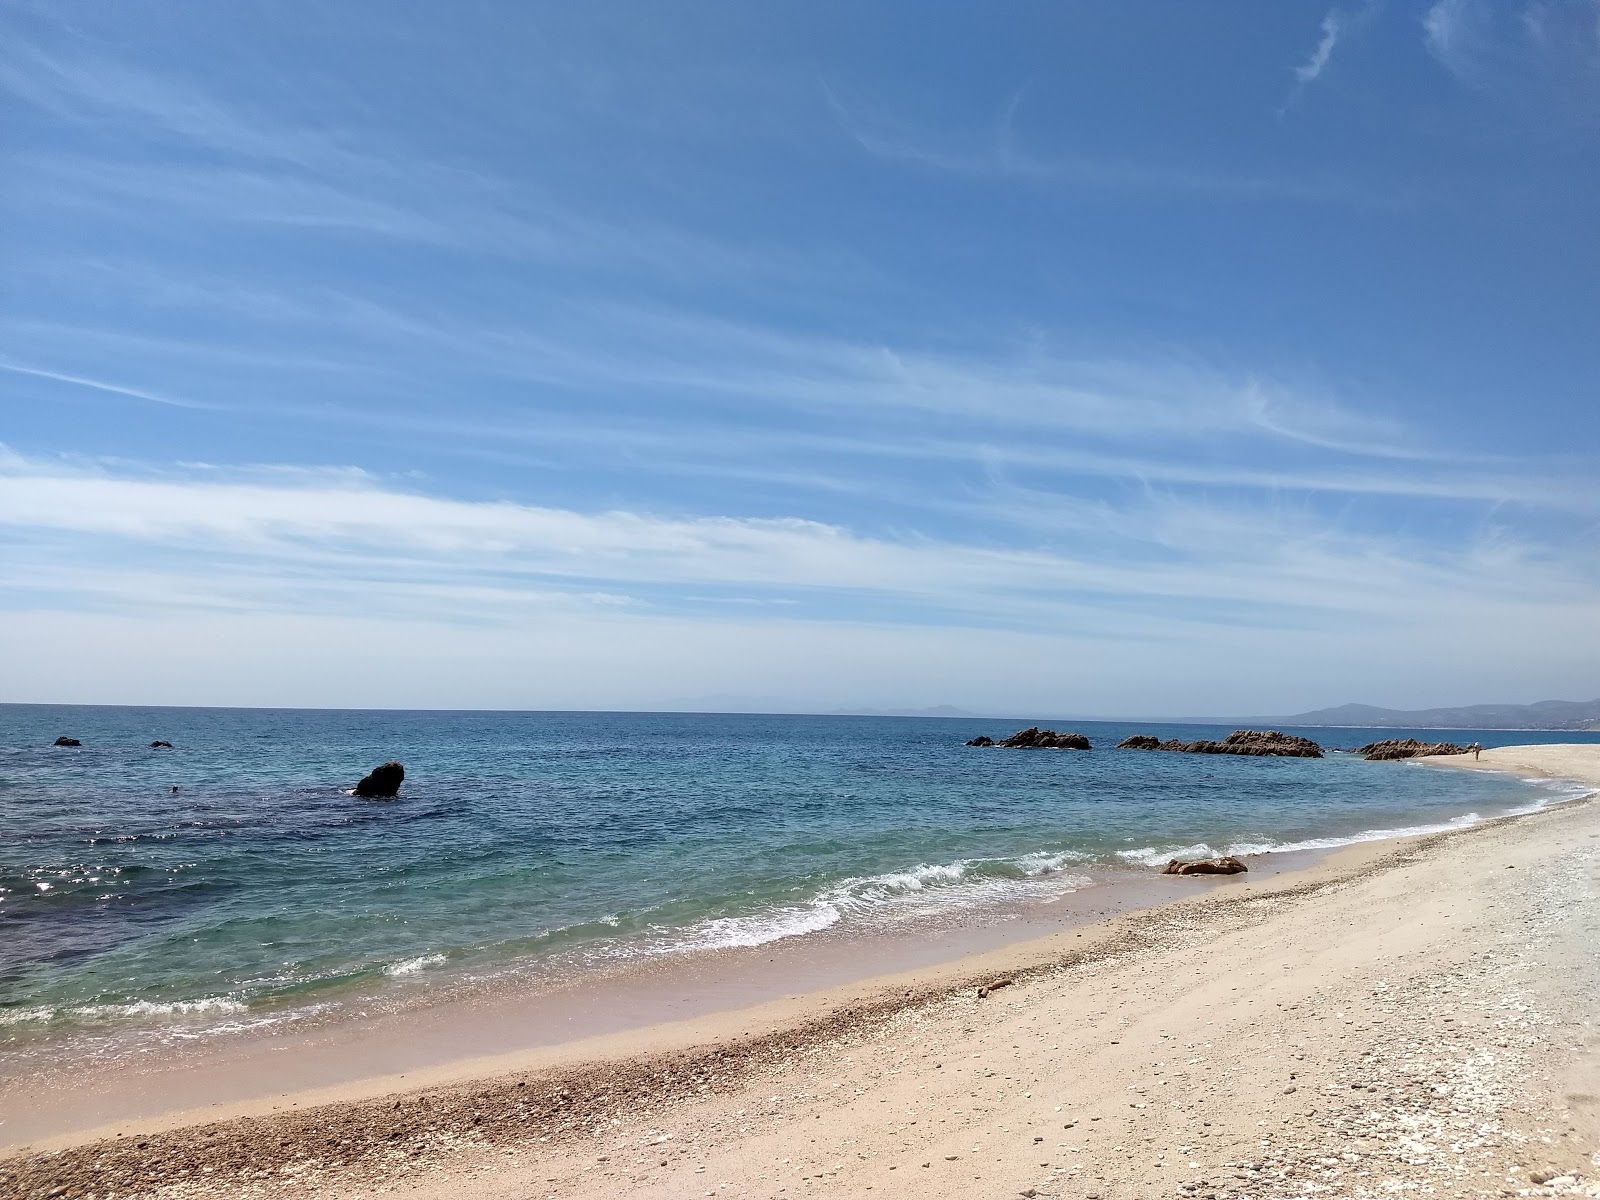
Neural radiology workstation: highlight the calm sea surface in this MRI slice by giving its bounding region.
[2,705,1594,1058]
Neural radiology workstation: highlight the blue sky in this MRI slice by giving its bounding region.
[1,0,1597,714]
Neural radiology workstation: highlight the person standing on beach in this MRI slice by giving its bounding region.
[1473,744,1481,760]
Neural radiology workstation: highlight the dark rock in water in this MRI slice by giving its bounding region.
[1114,730,1323,758]
[989,726,1092,750]
[53,736,81,747]
[354,761,405,798]
[1195,730,1324,758]
[1354,738,1470,761]
[965,735,995,747]
[150,740,173,749]
[1162,855,1248,876]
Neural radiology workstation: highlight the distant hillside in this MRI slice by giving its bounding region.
[832,705,978,718]
[1278,699,1600,731]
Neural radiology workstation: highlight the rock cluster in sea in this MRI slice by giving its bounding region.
[52,736,81,747]
[1115,730,1325,758]
[1353,738,1471,761]
[965,727,1092,749]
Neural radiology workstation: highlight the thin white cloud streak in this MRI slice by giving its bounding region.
[1295,11,1346,83]
[0,362,209,410]
[821,79,1400,206]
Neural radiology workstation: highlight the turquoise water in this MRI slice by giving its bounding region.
[2,705,1593,1055]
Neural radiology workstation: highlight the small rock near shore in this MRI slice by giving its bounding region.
[150,740,173,749]
[1162,856,1248,876]
[53,736,81,747]
[1354,738,1471,761]
[354,761,405,798]
[1117,734,1162,749]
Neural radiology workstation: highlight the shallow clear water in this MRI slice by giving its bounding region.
[2,704,1593,1053]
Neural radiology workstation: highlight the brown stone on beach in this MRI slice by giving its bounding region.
[977,978,1014,998]
[1116,730,1323,758]
[52,736,81,747]
[973,726,1093,750]
[1354,738,1470,761]
[1162,856,1248,876]
[354,761,405,798]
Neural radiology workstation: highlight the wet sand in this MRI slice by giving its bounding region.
[0,859,1320,1149]
[4,745,1599,1199]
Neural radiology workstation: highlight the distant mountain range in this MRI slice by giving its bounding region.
[831,705,978,718]
[1275,699,1600,731]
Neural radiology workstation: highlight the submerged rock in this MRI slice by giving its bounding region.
[968,726,1093,750]
[1354,738,1470,761]
[150,740,173,749]
[1115,730,1323,758]
[354,760,405,798]
[52,736,81,747]
[1162,855,1248,876]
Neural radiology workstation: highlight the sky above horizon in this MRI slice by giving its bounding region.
[2,0,1598,716]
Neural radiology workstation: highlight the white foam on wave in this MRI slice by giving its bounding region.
[1120,776,1593,867]
[385,953,447,977]
[0,1007,54,1026]
[2,996,249,1026]
[662,902,844,953]
[613,848,1094,958]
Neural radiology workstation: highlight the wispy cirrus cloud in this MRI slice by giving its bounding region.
[821,79,1398,205]
[1,448,1595,644]
[1295,10,1347,85]
[0,38,841,286]
[1424,0,1488,78]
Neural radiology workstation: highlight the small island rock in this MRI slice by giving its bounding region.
[965,726,1092,749]
[1115,730,1322,758]
[150,740,173,749]
[354,761,405,798]
[53,736,81,747]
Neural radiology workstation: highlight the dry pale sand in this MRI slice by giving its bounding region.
[6,744,1600,1200]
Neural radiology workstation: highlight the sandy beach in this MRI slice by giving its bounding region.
[5,743,1599,1200]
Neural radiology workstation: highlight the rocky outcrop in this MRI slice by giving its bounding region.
[53,736,81,747]
[1354,738,1471,761]
[1117,730,1323,758]
[354,761,405,798]
[150,740,173,749]
[966,726,1092,750]
[1162,856,1248,876]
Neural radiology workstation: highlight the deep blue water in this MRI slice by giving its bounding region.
[2,704,1594,1051]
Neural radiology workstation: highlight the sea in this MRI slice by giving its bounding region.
[2,704,1595,1065]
